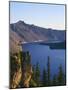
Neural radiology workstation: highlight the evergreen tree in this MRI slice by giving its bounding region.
[29,65,38,87]
[47,56,51,86]
[35,62,40,86]
[20,51,33,87]
[57,64,65,85]
[52,74,57,86]
[42,68,47,86]
[32,65,36,80]
[26,51,31,65]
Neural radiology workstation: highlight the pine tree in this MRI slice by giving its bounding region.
[57,64,65,86]
[42,68,47,86]
[47,56,51,86]
[52,74,57,86]
[35,62,40,86]
[20,51,33,87]
[29,65,37,87]
[32,65,36,80]
[26,51,31,65]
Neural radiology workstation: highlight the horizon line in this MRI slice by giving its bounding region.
[10,20,65,31]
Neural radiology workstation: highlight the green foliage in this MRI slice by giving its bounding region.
[10,50,66,88]
[47,56,51,86]
[32,65,36,80]
[26,51,31,65]
[52,74,57,86]
[30,79,37,87]
[31,63,40,87]
[35,62,40,86]
[57,64,65,85]
[42,68,47,86]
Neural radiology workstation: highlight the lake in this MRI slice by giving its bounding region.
[22,43,65,79]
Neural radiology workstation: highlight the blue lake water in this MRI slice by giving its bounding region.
[22,43,65,79]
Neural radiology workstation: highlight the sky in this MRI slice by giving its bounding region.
[10,2,65,30]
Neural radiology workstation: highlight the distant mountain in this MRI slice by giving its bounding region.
[10,20,66,53]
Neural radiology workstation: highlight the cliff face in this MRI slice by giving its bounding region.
[10,20,65,53]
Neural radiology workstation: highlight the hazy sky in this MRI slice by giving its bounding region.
[10,2,65,30]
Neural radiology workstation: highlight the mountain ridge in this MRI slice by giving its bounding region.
[10,20,66,53]
[10,20,65,31]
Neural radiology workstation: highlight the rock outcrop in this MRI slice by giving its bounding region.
[10,54,22,88]
[10,43,33,88]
